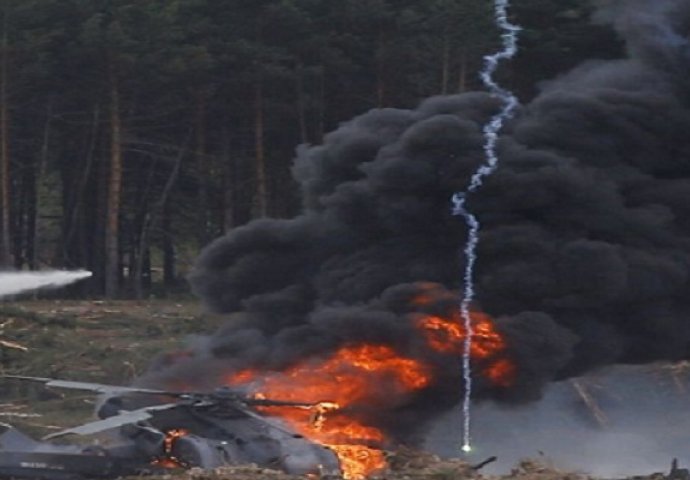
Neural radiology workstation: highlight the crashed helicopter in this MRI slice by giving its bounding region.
[0,375,342,479]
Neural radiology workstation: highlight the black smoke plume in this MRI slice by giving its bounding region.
[144,0,690,442]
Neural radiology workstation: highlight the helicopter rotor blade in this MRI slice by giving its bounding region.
[2,375,184,396]
[244,398,319,408]
[231,401,305,438]
[4,376,329,407]
[42,403,180,440]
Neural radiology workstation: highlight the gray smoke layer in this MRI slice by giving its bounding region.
[147,0,690,442]
[427,365,690,476]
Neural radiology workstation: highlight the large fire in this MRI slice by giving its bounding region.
[224,307,515,479]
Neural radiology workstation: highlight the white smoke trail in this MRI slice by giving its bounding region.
[0,270,92,298]
[452,0,520,453]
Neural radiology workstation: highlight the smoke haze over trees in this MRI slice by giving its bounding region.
[0,0,619,297]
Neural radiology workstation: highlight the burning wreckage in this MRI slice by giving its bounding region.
[0,296,516,480]
[3,0,688,477]
[0,375,341,479]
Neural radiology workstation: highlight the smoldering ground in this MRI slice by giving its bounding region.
[143,0,690,443]
[428,365,690,476]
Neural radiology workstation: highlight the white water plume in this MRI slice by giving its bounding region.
[452,0,520,453]
[0,270,92,298]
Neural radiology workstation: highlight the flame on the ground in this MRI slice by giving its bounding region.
[152,429,189,468]
[225,309,514,479]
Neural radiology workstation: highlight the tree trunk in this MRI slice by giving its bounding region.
[252,75,268,217]
[162,202,175,289]
[221,122,235,233]
[375,30,385,108]
[0,10,11,267]
[65,104,99,247]
[441,31,450,95]
[194,91,210,247]
[296,61,308,144]
[458,47,468,93]
[316,65,325,143]
[14,161,25,269]
[133,135,188,299]
[105,60,123,298]
[86,132,108,295]
[28,103,52,270]
[24,157,36,269]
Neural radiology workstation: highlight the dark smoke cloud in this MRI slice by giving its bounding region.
[145,0,690,442]
[593,0,690,74]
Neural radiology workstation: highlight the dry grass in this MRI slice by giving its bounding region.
[0,299,222,436]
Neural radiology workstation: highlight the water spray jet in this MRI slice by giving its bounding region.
[0,270,92,298]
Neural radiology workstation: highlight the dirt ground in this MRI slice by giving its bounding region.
[0,299,223,381]
[121,453,618,480]
[0,299,224,436]
[0,299,671,480]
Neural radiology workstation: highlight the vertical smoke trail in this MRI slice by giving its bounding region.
[452,0,520,453]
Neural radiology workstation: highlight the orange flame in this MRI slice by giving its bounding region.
[152,429,189,468]
[227,344,429,478]
[483,358,516,387]
[417,311,515,387]
[224,308,515,479]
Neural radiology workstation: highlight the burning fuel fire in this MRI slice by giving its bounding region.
[224,308,514,479]
[417,311,515,386]
[152,429,190,468]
